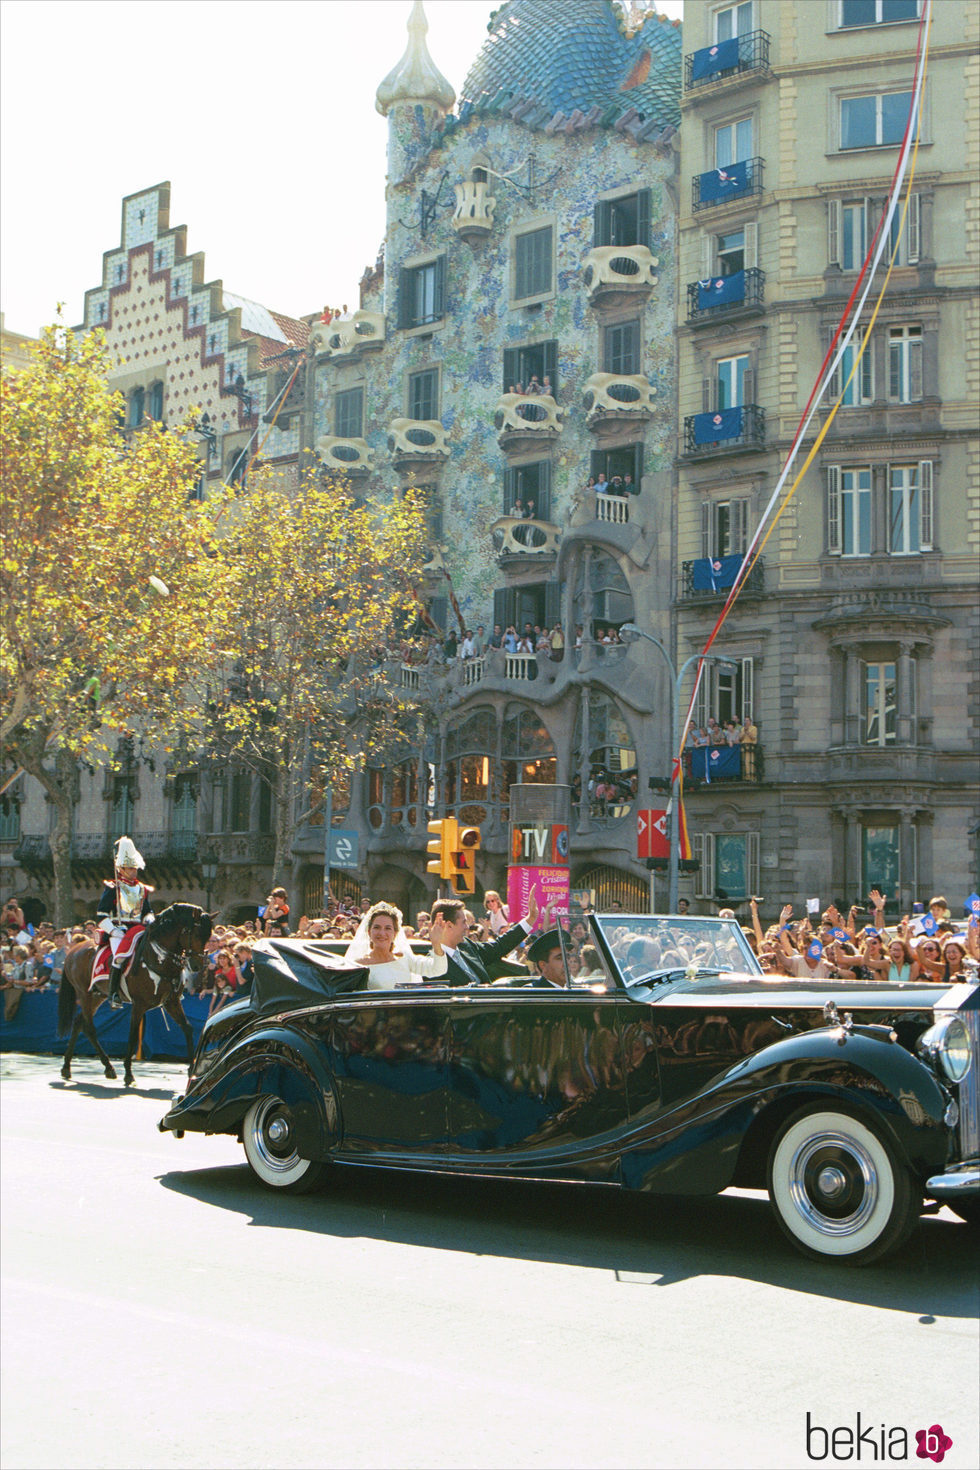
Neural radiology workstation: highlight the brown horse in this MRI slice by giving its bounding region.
[58,902,214,1087]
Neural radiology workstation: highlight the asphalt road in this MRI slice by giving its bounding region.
[2,1053,978,1470]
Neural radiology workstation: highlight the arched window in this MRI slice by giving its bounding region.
[128,386,145,427]
[445,707,494,823]
[572,689,637,825]
[148,381,164,421]
[500,704,556,822]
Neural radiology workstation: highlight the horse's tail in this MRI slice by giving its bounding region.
[57,971,77,1036]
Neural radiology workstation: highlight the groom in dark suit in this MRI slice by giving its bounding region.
[430,891,539,986]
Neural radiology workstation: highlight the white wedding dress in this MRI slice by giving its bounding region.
[344,913,447,989]
[359,950,448,990]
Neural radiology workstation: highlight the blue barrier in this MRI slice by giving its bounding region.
[0,988,212,1060]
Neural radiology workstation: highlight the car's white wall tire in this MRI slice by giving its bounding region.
[768,1105,919,1265]
[242,1096,326,1194]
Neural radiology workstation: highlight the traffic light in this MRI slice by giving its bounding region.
[449,825,481,895]
[426,817,458,881]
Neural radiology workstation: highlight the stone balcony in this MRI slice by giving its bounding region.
[315,435,375,476]
[310,310,386,360]
[583,373,656,435]
[493,392,563,451]
[452,181,497,243]
[387,418,450,475]
[582,244,659,308]
[490,515,561,565]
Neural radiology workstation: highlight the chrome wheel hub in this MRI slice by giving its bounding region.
[788,1131,878,1236]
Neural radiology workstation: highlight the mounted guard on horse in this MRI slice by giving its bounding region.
[95,835,155,1008]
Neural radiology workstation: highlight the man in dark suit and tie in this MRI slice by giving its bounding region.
[431,891,539,986]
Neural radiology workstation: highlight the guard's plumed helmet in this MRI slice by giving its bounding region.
[113,835,145,871]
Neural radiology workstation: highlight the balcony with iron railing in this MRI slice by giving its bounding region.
[686,267,765,325]
[693,157,764,212]
[682,744,764,785]
[683,404,765,458]
[684,30,771,93]
[13,831,200,868]
[680,556,765,601]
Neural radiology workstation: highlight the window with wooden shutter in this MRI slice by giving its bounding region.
[907,192,921,263]
[827,465,841,553]
[502,340,558,394]
[514,226,553,301]
[701,500,712,559]
[398,257,447,329]
[594,191,651,248]
[827,199,841,267]
[544,580,561,628]
[918,460,933,549]
[740,658,754,721]
[744,220,758,269]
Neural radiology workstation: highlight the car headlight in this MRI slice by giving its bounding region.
[917,1015,973,1084]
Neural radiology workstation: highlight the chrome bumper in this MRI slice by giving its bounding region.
[926,1164,980,1198]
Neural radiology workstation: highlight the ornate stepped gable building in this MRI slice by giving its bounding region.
[674,0,979,911]
[294,0,686,918]
[3,186,311,922]
[77,181,309,496]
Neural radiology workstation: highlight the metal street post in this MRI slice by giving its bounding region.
[322,788,333,916]
[620,624,737,913]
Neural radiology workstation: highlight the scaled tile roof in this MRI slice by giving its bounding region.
[457,0,681,135]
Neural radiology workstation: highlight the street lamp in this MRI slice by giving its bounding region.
[200,847,218,912]
[620,623,738,914]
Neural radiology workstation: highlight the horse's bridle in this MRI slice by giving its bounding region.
[144,928,203,995]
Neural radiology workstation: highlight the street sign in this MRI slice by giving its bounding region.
[637,808,669,860]
[328,829,359,869]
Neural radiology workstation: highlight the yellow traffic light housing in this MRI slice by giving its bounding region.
[426,817,458,881]
[449,825,481,895]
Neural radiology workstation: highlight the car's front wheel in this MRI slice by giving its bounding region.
[242,1096,327,1193]
[767,1105,919,1265]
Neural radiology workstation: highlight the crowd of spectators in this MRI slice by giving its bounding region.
[4,886,976,1022]
[743,889,979,983]
[685,715,758,749]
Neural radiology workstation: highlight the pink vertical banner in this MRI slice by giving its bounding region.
[507,866,571,931]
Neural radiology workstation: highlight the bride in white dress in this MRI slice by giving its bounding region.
[345,901,448,989]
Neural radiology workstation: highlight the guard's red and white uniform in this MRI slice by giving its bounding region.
[92,878,155,983]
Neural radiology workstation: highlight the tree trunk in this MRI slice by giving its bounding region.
[49,749,76,928]
[9,731,76,927]
[271,753,295,892]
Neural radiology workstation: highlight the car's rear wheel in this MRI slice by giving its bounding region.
[767,1105,919,1265]
[242,1095,327,1193]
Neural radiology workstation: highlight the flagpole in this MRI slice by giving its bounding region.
[622,624,738,913]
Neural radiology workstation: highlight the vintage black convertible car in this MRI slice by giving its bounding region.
[159,915,978,1264]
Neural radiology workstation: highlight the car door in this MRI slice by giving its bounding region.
[311,987,453,1159]
[446,988,633,1182]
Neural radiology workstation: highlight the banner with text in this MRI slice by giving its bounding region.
[507,865,571,929]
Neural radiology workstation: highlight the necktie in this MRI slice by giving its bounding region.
[451,948,480,985]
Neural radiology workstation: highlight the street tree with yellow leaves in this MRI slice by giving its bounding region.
[204,471,431,888]
[1,323,220,922]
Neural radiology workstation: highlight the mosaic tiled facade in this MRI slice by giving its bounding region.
[296,0,685,917]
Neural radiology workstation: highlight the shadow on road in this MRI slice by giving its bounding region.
[157,1159,976,1313]
[49,1078,178,1101]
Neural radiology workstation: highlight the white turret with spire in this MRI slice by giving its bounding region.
[376,0,455,118]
